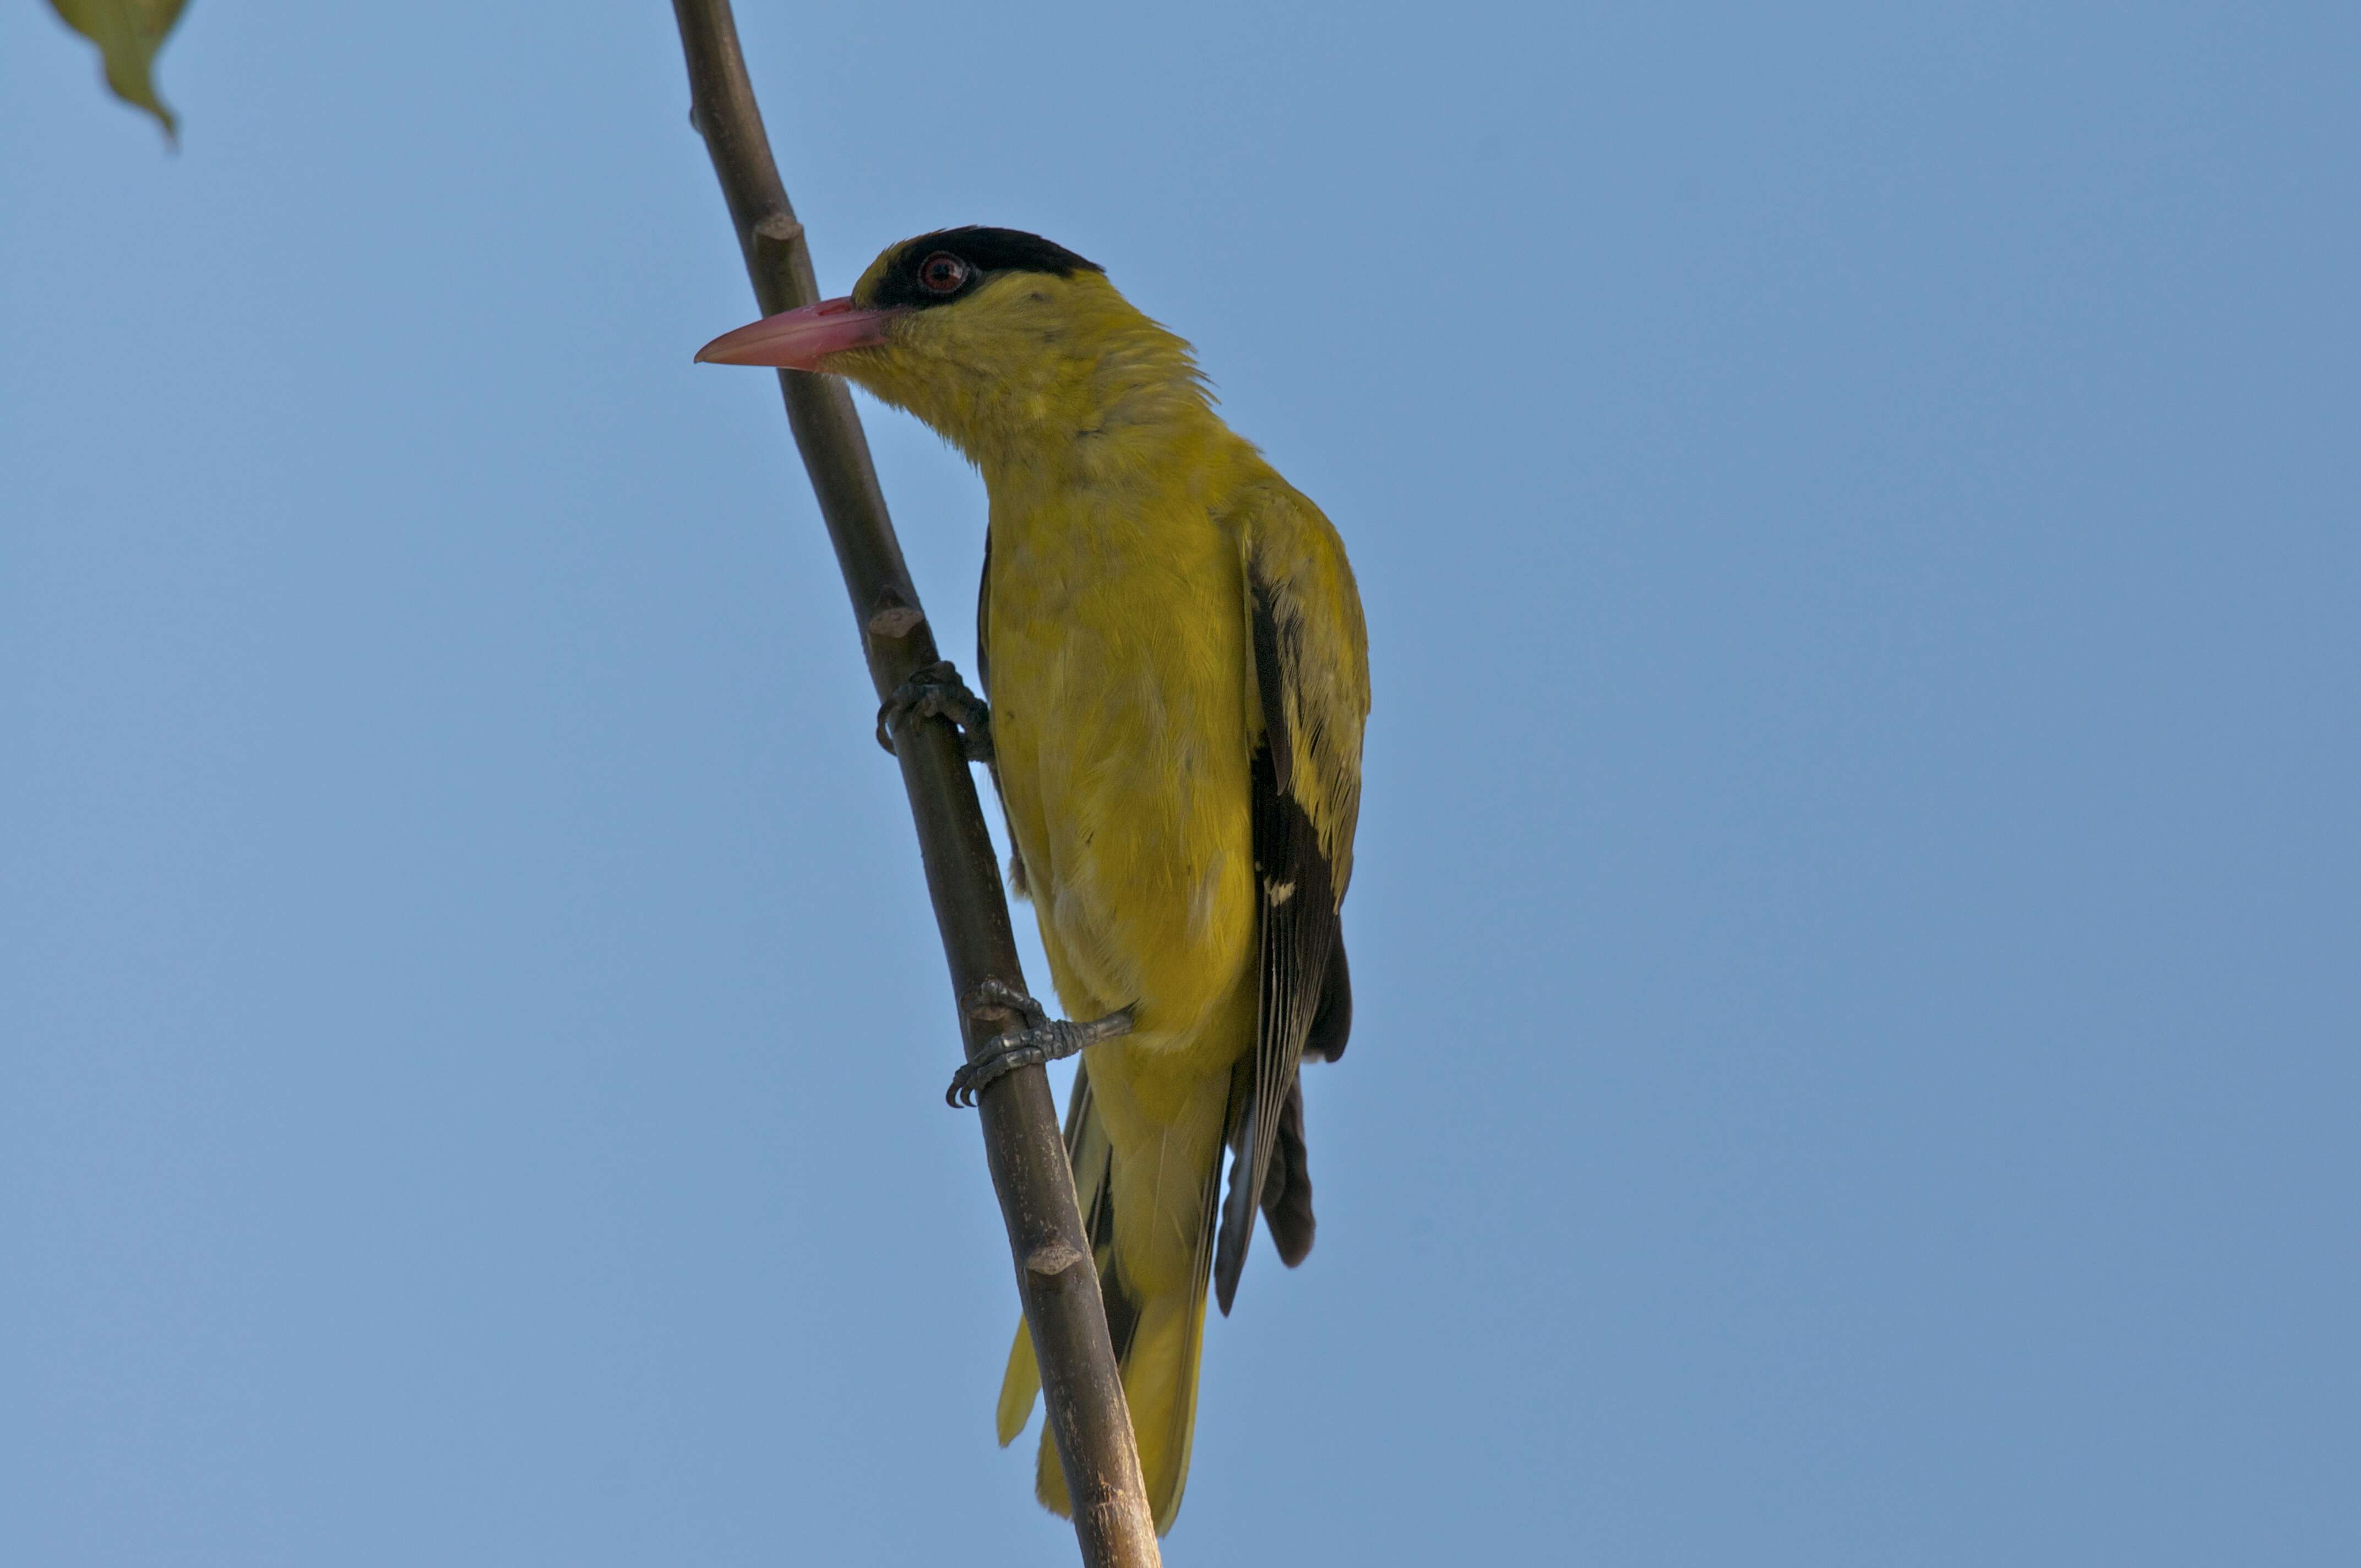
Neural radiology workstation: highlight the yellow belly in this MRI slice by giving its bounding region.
[986,478,1259,1121]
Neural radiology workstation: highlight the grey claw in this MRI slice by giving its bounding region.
[948,978,1051,1106]
[943,988,1135,1109]
[962,977,1048,1031]
[878,661,993,763]
[948,1037,1046,1106]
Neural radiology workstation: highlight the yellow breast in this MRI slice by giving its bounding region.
[984,427,1262,1073]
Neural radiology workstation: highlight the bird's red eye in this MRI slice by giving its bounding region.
[917,252,970,295]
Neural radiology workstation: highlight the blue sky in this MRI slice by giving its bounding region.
[4,3,2355,1563]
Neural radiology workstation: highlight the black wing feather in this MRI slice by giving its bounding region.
[975,527,993,695]
[1213,572,1348,1313]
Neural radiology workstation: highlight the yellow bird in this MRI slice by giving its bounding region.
[698,227,1368,1533]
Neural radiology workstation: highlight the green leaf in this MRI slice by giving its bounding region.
[47,0,189,141]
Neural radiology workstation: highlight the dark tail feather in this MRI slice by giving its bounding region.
[1219,929,1350,1303]
[1303,929,1352,1063]
[1259,1073,1315,1266]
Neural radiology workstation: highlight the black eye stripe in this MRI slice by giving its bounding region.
[868,227,1103,311]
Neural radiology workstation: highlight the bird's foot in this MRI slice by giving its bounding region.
[877,660,992,763]
[948,979,1133,1107]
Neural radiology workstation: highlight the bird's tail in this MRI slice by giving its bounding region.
[993,1060,1221,1536]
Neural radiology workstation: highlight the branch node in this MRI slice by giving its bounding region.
[867,585,925,639]
[753,213,806,245]
[1026,1238,1087,1278]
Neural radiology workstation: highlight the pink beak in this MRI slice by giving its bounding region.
[694,296,904,370]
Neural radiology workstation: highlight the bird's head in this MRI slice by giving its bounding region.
[697,227,1205,467]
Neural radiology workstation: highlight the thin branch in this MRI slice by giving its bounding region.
[667,4,1161,1564]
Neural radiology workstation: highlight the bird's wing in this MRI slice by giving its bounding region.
[974,525,993,694]
[1214,480,1369,1314]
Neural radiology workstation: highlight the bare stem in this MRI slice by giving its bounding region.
[667,4,1160,1564]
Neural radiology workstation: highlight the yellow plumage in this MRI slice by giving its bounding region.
[817,230,1367,1534]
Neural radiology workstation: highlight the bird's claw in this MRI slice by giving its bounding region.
[877,660,992,763]
[963,977,1049,1032]
[949,978,1053,1106]
[946,982,1133,1108]
[946,1026,1065,1107]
